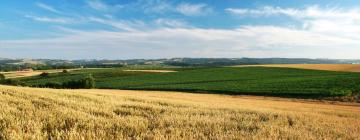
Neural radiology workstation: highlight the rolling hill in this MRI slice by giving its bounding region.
[17,67,360,101]
[0,85,359,139]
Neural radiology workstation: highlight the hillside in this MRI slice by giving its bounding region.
[0,85,359,139]
[16,67,360,101]
[2,58,360,72]
[237,64,360,72]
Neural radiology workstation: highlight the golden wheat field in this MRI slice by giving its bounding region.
[236,64,360,72]
[0,85,360,140]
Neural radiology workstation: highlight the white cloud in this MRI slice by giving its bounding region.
[25,15,74,24]
[132,1,213,16]
[176,3,213,16]
[225,6,299,17]
[225,6,360,20]
[3,4,360,59]
[154,18,189,28]
[138,0,173,13]
[87,0,107,10]
[36,2,62,14]
[226,6,360,42]
[89,17,145,31]
[89,17,188,31]
[87,0,123,11]
[1,25,360,59]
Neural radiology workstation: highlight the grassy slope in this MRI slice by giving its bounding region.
[17,67,191,85]
[19,67,360,98]
[18,68,151,85]
[0,85,359,139]
[97,67,360,97]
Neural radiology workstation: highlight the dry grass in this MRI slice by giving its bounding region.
[0,69,68,79]
[0,68,86,79]
[0,71,43,79]
[0,85,359,139]
[236,64,360,72]
[122,70,177,73]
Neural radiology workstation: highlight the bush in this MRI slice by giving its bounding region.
[1,79,26,86]
[0,74,26,86]
[0,74,5,81]
[62,70,68,73]
[61,75,96,89]
[40,72,49,77]
[330,88,352,96]
[81,74,95,89]
[43,82,63,89]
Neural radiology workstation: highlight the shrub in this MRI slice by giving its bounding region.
[330,88,352,96]
[40,72,49,77]
[61,75,96,89]
[62,80,80,89]
[81,74,95,89]
[0,74,5,81]
[44,82,63,89]
[1,79,26,86]
[62,70,68,73]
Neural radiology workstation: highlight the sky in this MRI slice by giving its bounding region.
[0,0,360,60]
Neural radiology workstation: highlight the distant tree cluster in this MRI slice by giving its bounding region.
[40,72,49,77]
[0,71,95,89]
[37,75,95,89]
[0,61,125,72]
[0,74,26,86]
[0,74,5,81]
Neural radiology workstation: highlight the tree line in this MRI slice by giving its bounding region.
[0,73,95,89]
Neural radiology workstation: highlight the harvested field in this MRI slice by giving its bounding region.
[1,68,90,79]
[0,85,359,139]
[123,70,177,73]
[236,64,360,72]
[0,71,43,79]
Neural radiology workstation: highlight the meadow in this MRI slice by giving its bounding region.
[0,85,359,139]
[17,67,360,101]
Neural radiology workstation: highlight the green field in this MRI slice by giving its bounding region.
[17,67,360,99]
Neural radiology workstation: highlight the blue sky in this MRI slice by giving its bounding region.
[0,0,360,59]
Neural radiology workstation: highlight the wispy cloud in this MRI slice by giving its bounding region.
[2,24,360,59]
[225,6,299,17]
[36,2,62,14]
[89,17,145,31]
[225,6,360,20]
[3,2,360,59]
[25,15,74,24]
[130,1,213,16]
[137,0,173,13]
[87,0,123,11]
[176,3,213,16]
[226,6,360,39]
[154,18,189,28]
[87,0,108,11]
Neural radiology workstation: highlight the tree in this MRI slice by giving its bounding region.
[40,72,49,77]
[81,74,95,89]
[44,82,63,89]
[61,75,95,89]
[0,74,5,81]
[62,69,68,73]
[2,79,26,86]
